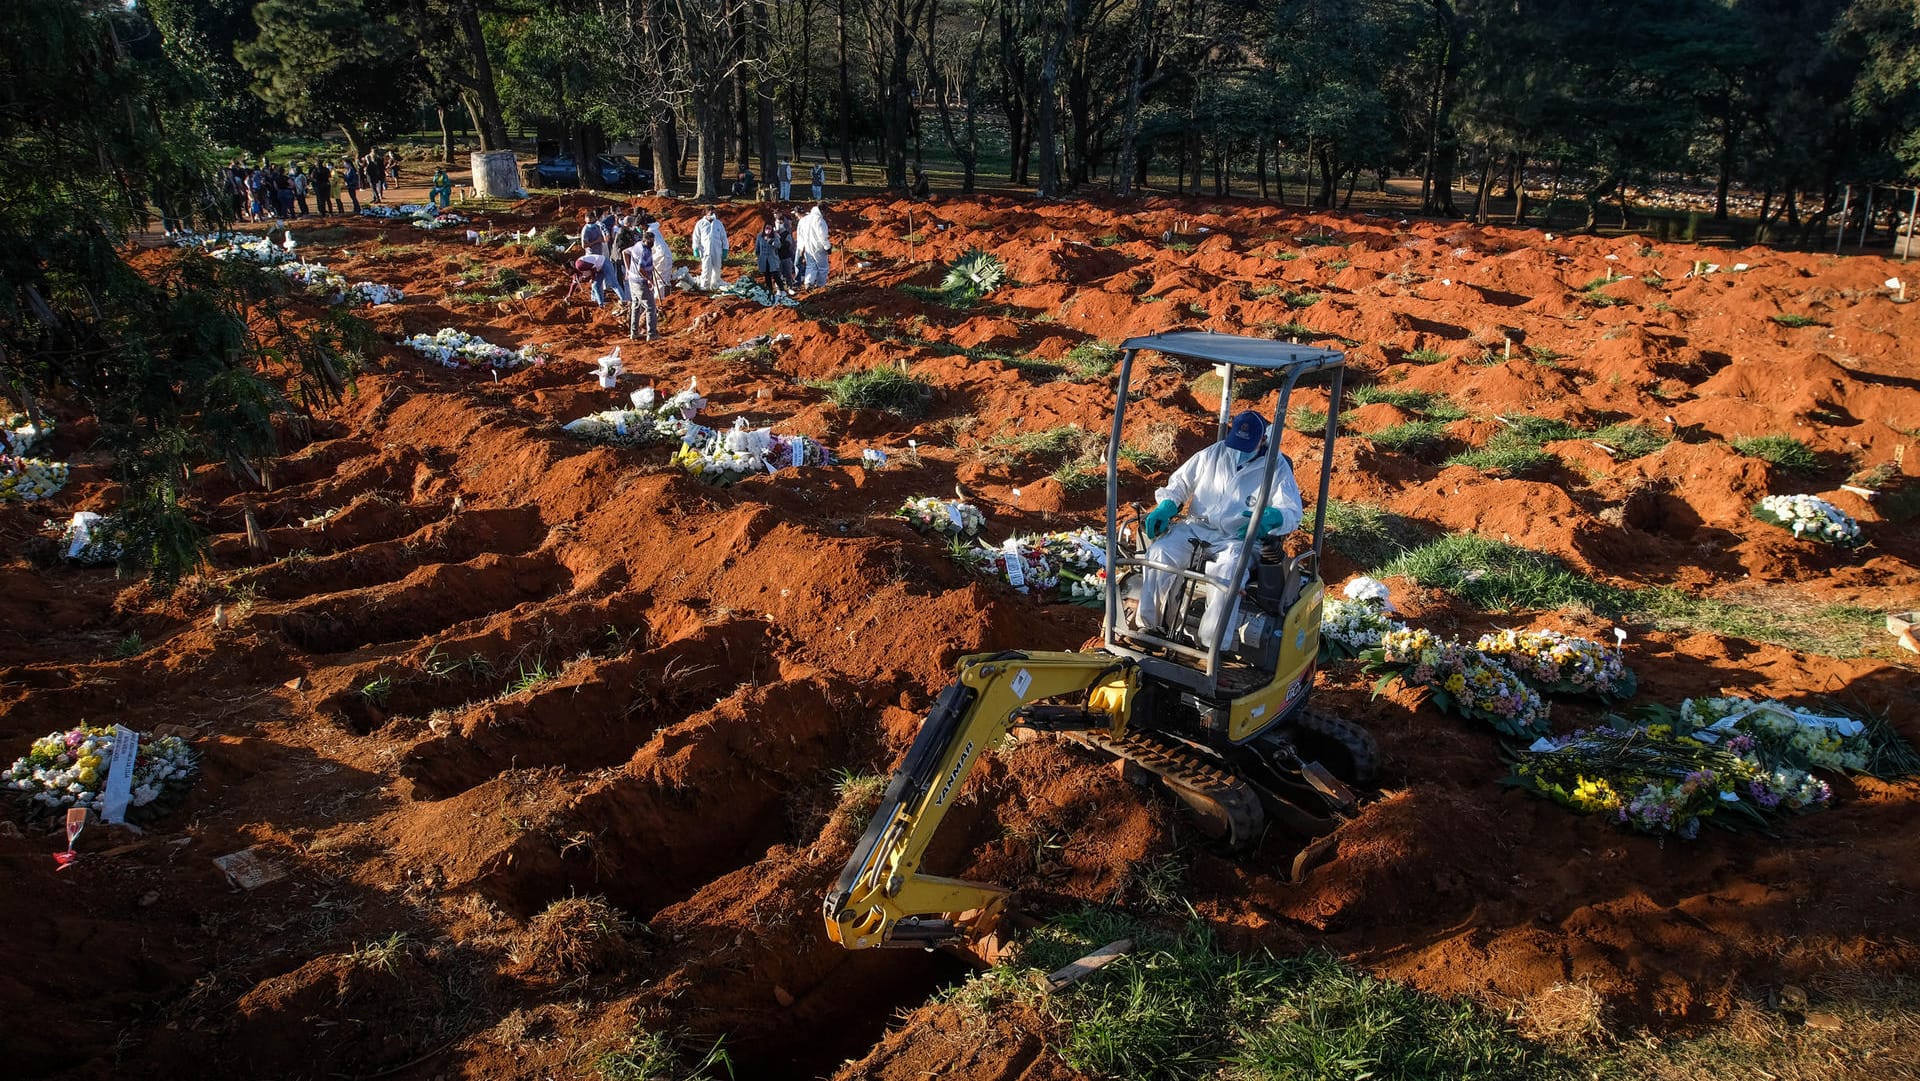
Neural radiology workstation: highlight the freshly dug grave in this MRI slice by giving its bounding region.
[1,190,1916,1080]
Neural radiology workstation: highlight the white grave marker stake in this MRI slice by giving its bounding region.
[100,725,140,825]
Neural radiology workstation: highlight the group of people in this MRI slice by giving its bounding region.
[729,160,830,202]
[573,208,678,341]
[570,202,833,338]
[752,206,831,298]
[221,150,401,221]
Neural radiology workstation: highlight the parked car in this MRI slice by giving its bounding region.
[534,156,579,187]
[593,154,653,191]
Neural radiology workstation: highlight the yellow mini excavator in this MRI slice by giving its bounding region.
[825,331,1377,951]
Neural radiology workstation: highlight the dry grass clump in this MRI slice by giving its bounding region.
[516,895,635,980]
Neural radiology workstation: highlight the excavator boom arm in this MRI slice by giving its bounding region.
[824,651,1134,949]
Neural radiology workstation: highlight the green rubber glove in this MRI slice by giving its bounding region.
[1236,506,1288,539]
[1143,499,1180,539]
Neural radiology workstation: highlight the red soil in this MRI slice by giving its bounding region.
[1,190,1916,1080]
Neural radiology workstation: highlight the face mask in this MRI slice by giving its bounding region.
[1234,446,1261,468]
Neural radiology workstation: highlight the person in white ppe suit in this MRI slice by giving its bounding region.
[690,209,728,290]
[1136,410,1302,647]
[647,220,675,300]
[795,205,830,289]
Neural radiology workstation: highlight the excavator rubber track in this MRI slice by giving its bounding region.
[1065,728,1266,848]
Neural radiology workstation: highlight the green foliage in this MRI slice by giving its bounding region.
[1769,313,1820,327]
[1403,348,1450,364]
[2,0,367,587]
[1322,502,1433,568]
[1731,433,1821,471]
[1063,340,1121,380]
[1366,421,1448,454]
[1345,386,1467,421]
[813,367,933,416]
[594,1029,733,1081]
[237,0,423,150]
[1588,422,1669,458]
[949,912,1549,1081]
[507,660,555,696]
[1288,406,1330,433]
[1379,534,1623,614]
[113,632,146,659]
[941,248,1007,303]
[1444,440,1554,477]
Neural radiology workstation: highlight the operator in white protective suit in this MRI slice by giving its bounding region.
[1136,410,1303,647]
[795,204,830,288]
[690,209,728,290]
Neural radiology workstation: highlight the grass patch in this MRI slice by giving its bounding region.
[1366,420,1448,454]
[1379,533,1889,656]
[1403,347,1450,364]
[1633,590,1886,659]
[1284,290,1323,308]
[1770,313,1820,328]
[1379,534,1621,614]
[1094,232,1122,246]
[1445,438,1554,477]
[1248,283,1282,298]
[1527,345,1567,364]
[506,660,554,696]
[1052,460,1105,491]
[1288,406,1329,433]
[1588,422,1669,458]
[813,366,933,416]
[113,632,145,659]
[945,911,1551,1081]
[1269,321,1324,341]
[594,1029,733,1081]
[898,282,964,307]
[1063,340,1121,380]
[1731,433,1821,472]
[1322,501,1434,568]
[1118,421,1180,473]
[1345,386,1467,421]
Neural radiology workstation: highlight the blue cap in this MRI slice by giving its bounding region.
[1224,410,1268,452]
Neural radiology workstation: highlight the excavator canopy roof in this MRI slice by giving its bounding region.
[1118,330,1344,371]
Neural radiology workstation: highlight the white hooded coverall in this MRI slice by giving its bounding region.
[1136,441,1303,647]
[795,207,830,287]
[648,222,675,299]
[691,213,727,290]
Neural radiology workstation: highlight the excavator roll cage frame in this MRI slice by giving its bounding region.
[825,332,1367,953]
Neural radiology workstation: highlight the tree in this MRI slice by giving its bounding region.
[236,0,425,158]
[1836,0,1920,179]
[145,0,275,153]
[3,0,367,583]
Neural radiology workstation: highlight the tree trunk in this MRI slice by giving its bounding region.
[456,2,511,150]
[836,0,854,183]
[1421,0,1463,217]
[1474,144,1496,224]
[1714,98,1736,221]
[437,105,454,163]
[340,123,368,162]
[1034,0,1070,197]
[1113,0,1152,198]
[653,112,680,192]
[881,0,917,192]
[695,100,726,202]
